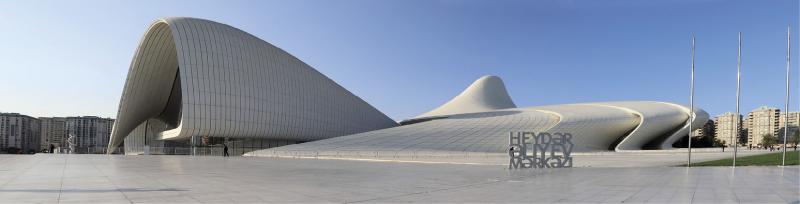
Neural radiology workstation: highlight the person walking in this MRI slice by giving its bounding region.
[223,143,229,157]
[49,144,55,154]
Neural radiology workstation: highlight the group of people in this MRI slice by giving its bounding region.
[765,146,781,151]
[747,144,795,151]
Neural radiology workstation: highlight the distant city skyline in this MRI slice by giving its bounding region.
[0,0,798,120]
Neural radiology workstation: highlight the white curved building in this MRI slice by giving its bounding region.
[108,17,397,153]
[247,75,708,157]
[110,17,708,156]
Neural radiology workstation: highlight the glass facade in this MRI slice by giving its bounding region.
[123,118,299,156]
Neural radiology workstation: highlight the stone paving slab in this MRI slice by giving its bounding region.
[0,154,797,203]
[249,149,778,167]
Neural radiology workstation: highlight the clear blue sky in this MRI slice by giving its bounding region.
[0,0,798,120]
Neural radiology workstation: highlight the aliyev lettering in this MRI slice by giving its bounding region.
[509,132,573,169]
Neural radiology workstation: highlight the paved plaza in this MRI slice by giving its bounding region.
[0,154,797,203]
[253,149,787,167]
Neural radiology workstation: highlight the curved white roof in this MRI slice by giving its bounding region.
[414,75,516,119]
[248,76,709,157]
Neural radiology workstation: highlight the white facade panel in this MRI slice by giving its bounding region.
[248,76,710,157]
[109,17,398,149]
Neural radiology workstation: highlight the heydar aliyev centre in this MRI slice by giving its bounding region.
[109,17,709,156]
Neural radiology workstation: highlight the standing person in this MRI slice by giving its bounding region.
[49,144,55,154]
[223,143,229,157]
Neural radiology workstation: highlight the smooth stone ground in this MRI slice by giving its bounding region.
[251,149,783,167]
[0,154,797,203]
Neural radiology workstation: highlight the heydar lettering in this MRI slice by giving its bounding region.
[509,132,574,169]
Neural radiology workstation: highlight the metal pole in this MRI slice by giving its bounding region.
[734,32,742,167]
[783,25,791,166]
[191,136,196,156]
[688,33,695,167]
[143,120,149,155]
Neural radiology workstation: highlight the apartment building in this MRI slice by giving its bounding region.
[746,106,780,146]
[0,113,41,153]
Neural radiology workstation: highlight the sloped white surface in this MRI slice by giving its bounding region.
[247,101,708,157]
[109,17,398,150]
[415,75,516,119]
[246,75,709,157]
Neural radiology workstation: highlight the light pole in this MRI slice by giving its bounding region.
[734,32,742,167]
[783,25,791,166]
[688,33,695,167]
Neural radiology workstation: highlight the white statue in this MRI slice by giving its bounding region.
[67,134,76,154]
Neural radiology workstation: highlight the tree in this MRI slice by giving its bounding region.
[761,134,778,148]
[699,135,714,147]
[739,130,749,146]
[714,138,727,152]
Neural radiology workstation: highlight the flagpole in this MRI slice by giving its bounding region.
[734,32,742,167]
[688,33,695,167]
[783,25,791,166]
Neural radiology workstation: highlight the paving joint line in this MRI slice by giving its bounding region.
[345,169,558,203]
[57,155,68,204]
[87,155,135,204]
